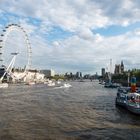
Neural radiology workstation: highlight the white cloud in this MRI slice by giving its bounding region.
[1,0,140,73]
[19,19,37,34]
[2,21,140,73]
[1,0,140,31]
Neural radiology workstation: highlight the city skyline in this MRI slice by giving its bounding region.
[0,0,140,74]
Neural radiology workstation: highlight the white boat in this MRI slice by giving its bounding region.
[115,87,129,107]
[126,92,140,114]
[47,82,55,87]
[63,83,72,88]
[0,83,8,88]
[26,81,36,85]
[57,81,61,84]
[44,80,55,87]
[105,82,120,88]
[116,87,140,115]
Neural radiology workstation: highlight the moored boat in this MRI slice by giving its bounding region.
[105,82,120,88]
[115,87,128,107]
[126,92,140,114]
[115,76,140,115]
[116,89,140,114]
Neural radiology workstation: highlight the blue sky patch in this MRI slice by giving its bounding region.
[46,26,74,42]
[93,22,140,36]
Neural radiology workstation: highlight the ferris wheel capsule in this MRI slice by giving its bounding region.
[11,52,19,55]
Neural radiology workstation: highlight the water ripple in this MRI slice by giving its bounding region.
[0,81,140,140]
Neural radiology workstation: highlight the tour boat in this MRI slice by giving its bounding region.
[116,76,140,115]
[126,92,140,114]
[116,90,140,115]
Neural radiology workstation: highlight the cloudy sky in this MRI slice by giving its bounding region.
[0,0,140,74]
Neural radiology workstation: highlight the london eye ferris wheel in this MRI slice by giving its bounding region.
[0,24,32,81]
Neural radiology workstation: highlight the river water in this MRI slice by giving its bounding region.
[0,81,140,140]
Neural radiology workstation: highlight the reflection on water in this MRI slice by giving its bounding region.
[0,81,140,140]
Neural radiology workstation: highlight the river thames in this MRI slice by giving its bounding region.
[0,81,140,140]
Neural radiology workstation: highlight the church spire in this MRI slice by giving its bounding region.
[121,60,124,73]
[121,60,124,67]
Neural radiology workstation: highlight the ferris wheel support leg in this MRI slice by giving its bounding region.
[0,55,16,82]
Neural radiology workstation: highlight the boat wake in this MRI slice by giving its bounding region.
[54,83,72,89]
